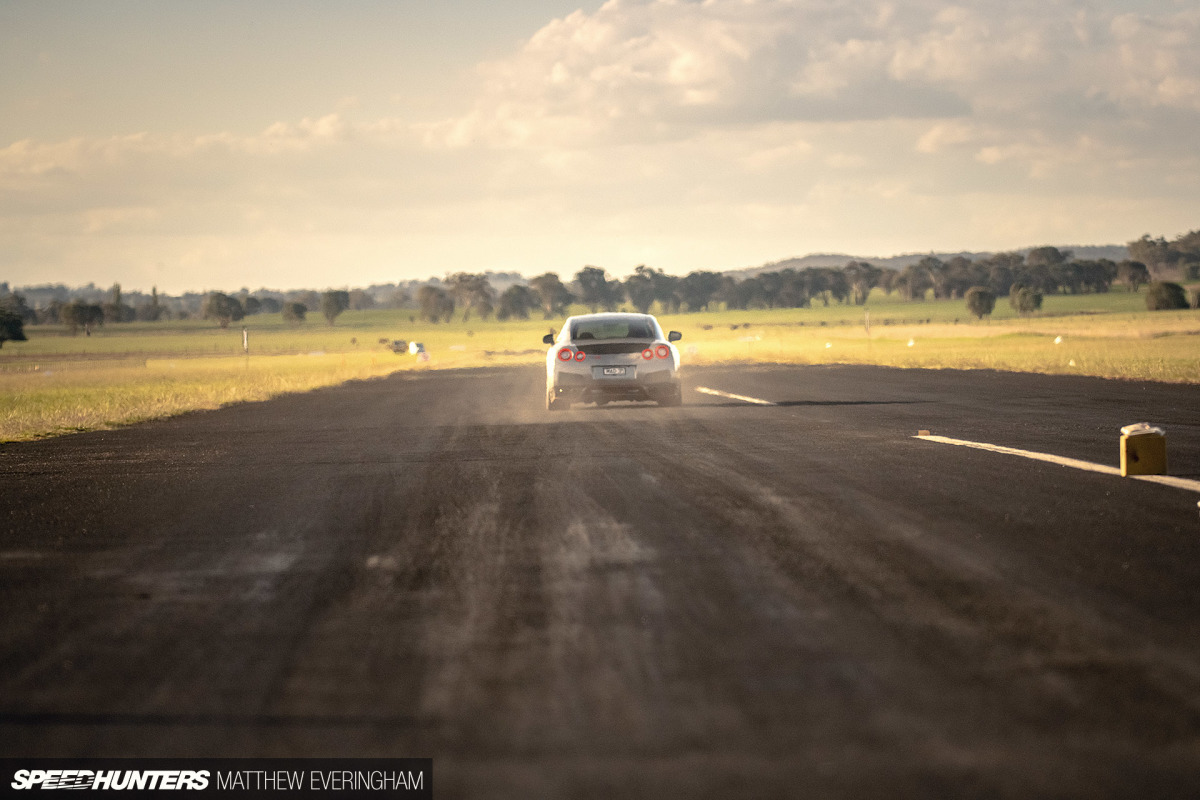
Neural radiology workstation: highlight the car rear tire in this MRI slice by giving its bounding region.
[547,390,568,411]
[658,386,683,407]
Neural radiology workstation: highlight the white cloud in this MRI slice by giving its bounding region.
[1108,10,1200,109]
[430,0,1200,162]
[915,120,978,154]
[3,1,1200,290]
[0,133,158,177]
[431,0,984,146]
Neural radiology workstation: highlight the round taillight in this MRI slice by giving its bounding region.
[574,350,586,362]
[656,344,670,359]
[642,348,654,360]
[558,349,573,362]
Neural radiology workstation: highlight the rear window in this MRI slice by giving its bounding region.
[571,319,654,340]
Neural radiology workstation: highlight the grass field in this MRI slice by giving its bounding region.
[2,289,1197,441]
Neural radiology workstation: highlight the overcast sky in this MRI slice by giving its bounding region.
[2,0,1198,292]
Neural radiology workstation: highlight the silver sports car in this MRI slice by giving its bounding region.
[543,312,683,410]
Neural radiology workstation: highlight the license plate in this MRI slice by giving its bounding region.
[602,366,627,376]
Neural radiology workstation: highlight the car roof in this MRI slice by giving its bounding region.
[566,312,656,323]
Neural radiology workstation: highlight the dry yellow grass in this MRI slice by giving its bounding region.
[0,353,406,441]
[2,294,1196,441]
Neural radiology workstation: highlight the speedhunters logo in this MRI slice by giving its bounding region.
[11,770,209,790]
[3,760,430,797]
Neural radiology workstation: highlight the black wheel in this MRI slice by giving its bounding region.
[658,386,683,407]
[547,390,568,411]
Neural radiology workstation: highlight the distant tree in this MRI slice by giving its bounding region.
[258,297,282,314]
[1078,259,1117,293]
[444,273,496,321]
[842,261,882,305]
[0,308,27,348]
[1025,246,1069,270]
[750,270,800,308]
[385,289,412,309]
[1014,247,1068,294]
[984,252,1024,296]
[1174,228,1200,256]
[135,286,164,322]
[751,272,781,308]
[0,292,36,324]
[60,300,105,335]
[320,290,351,325]
[104,283,121,322]
[1174,230,1200,278]
[715,275,749,310]
[348,289,376,311]
[648,270,682,313]
[747,270,797,309]
[56,301,77,331]
[825,267,851,305]
[914,256,949,299]
[291,290,321,311]
[417,285,455,323]
[802,269,828,306]
[1117,260,1150,292]
[794,270,821,307]
[941,256,976,299]
[103,283,135,323]
[574,266,621,312]
[38,299,64,325]
[241,295,262,316]
[1145,282,1189,311]
[790,267,843,307]
[83,302,106,333]
[965,287,996,319]
[529,273,574,318]
[497,284,540,320]
[1009,285,1043,315]
[1192,288,1200,309]
[623,265,658,313]
[678,271,723,312]
[282,301,307,325]
[204,292,244,328]
[871,268,894,296]
[896,262,932,300]
[1127,234,1175,277]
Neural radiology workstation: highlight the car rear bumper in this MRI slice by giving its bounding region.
[551,369,679,403]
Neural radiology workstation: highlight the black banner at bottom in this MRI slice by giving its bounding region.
[1,759,431,798]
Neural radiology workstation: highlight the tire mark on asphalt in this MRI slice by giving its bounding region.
[581,409,1200,781]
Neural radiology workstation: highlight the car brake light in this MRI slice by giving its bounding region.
[656,345,670,359]
[642,348,654,360]
[574,350,586,362]
[558,349,573,362]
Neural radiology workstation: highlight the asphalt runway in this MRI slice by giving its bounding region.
[2,363,1199,798]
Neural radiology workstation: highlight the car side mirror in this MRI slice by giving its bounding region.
[668,331,682,342]
[543,333,555,345]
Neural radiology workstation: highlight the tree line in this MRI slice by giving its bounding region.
[1128,230,1200,279]
[0,285,380,336]
[409,247,1166,324]
[3,231,1196,343]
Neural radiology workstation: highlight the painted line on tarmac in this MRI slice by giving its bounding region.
[694,387,776,406]
[915,434,1200,494]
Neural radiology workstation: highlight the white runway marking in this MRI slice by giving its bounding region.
[915,434,1200,494]
[694,387,776,406]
